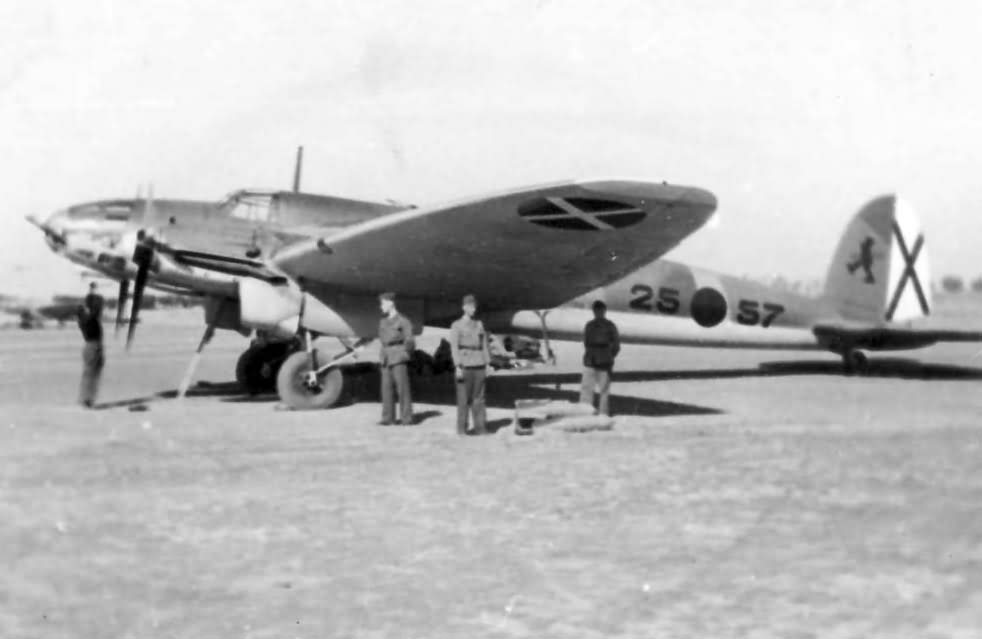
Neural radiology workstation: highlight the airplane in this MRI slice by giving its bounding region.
[0,294,82,329]
[29,151,982,411]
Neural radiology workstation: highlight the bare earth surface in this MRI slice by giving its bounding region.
[2,300,982,638]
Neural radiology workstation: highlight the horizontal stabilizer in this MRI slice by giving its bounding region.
[814,324,982,352]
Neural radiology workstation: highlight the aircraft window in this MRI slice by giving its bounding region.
[68,204,102,218]
[104,208,132,221]
[224,191,274,223]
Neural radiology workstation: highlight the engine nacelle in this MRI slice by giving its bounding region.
[237,278,395,339]
[203,296,249,335]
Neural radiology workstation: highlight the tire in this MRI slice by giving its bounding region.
[276,351,345,410]
[236,343,292,395]
[256,343,291,390]
[842,350,869,376]
[235,347,261,393]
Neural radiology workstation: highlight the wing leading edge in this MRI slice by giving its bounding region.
[271,179,717,310]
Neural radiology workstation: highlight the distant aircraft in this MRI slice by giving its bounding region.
[0,295,81,329]
[28,150,982,410]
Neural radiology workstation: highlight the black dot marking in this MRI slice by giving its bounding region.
[691,287,727,327]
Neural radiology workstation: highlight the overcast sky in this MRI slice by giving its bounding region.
[3,0,981,299]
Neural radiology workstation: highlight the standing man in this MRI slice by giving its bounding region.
[449,294,491,436]
[77,282,105,408]
[378,291,415,425]
[580,300,620,416]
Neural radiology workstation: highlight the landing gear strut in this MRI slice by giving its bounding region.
[535,310,560,391]
[275,336,374,410]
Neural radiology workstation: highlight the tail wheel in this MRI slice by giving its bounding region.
[842,349,869,376]
[276,351,345,410]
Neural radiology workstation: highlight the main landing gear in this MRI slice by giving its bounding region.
[235,339,296,395]
[276,335,374,410]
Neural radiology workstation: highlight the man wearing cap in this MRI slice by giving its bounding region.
[449,294,491,435]
[378,291,415,425]
[77,282,106,408]
[580,299,620,416]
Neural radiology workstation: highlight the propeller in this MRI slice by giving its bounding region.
[125,185,160,350]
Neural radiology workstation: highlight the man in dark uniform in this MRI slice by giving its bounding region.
[449,294,492,436]
[77,282,105,408]
[377,291,415,425]
[580,300,620,416]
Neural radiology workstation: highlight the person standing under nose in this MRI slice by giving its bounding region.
[377,291,415,425]
[580,300,620,416]
[449,294,492,436]
[77,282,105,408]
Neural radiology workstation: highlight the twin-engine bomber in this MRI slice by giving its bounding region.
[29,150,982,409]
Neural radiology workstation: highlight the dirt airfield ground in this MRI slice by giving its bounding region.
[3,298,982,638]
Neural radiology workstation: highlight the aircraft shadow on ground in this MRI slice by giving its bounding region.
[106,371,721,418]
[359,371,723,418]
[757,357,982,380]
[97,356,980,411]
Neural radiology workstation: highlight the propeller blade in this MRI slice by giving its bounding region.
[114,279,130,336]
[292,146,303,192]
[144,184,158,231]
[126,242,154,350]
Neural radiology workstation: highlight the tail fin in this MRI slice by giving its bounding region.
[823,194,932,324]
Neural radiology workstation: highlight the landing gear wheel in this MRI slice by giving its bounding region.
[236,343,292,394]
[842,350,869,376]
[276,351,345,410]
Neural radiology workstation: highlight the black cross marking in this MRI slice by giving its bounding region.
[884,222,929,321]
[521,197,644,230]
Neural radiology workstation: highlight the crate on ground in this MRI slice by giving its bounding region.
[513,399,614,435]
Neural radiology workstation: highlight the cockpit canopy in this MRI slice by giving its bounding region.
[217,190,276,223]
[65,200,136,222]
[216,189,411,229]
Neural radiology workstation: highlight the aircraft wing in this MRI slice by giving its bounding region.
[813,323,982,351]
[271,179,717,309]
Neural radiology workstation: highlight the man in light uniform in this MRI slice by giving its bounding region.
[449,294,491,436]
[377,291,415,425]
[580,300,620,416]
[77,282,105,408]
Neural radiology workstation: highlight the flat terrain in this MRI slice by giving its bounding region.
[2,301,982,638]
